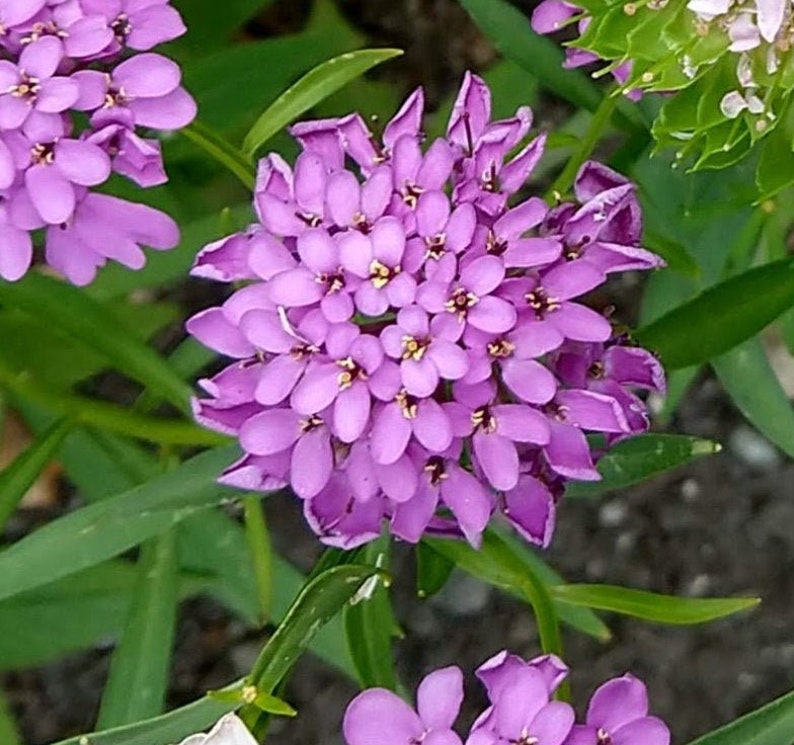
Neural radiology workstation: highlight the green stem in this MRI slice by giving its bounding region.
[520,570,571,702]
[0,361,227,447]
[244,494,273,625]
[547,91,619,200]
[182,120,256,190]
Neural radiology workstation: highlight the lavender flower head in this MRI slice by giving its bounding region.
[188,72,665,550]
[0,0,195,284]
[343,650,670,745]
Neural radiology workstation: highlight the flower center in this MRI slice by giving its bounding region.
[316,269,346,294]
[369,259,401,289]
[296,211,322,228]
[10,72,41,103]
[524,287,561,319]
[486,230,508,256]
[487,338,515,358]
[22,21,67,44]
[401,335,429,361]
[299,415,324,434]
[396,389,419,419]
[111,13,132,42]
[31,141,55,166]
[445,287,479,319]
[588,361,605,379]
[401,182,424,208]
[353,212,372,234]
[471,405,497,433]
[481,162,499,192]
[424,455,448,486]
[425,233,446,259]
[337,356,367,390]
[289,343,319,360]
[596,729,612,745]
[104,78,129,109]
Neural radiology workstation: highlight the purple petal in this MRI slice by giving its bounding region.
[26,164,75,225]
[376,453,419,502]
[441,464,491,546]
[114,53,181,97]
[291,426,333,498]
[417,666,464,730]
[543,421,600,480]
[504,476,556,548]
[254,355,306,406]
[473,432,519,491]
[239,409,301,456]
[267,267,324,307]
[556,390,630,432]
[391,481,437,543]
[612,717,670,745]
[291,363,340,415]
[502,359,557,404]
[0,223,33,281]
[371,402,412,465]
[402,356,440,397]
[468,296,517,334]
[493,404,550,444]
[462,255,505,296]
[344,689,423,745]
[334,383,371,443]
[428,340,469,380]
[383,87,424,149]
[532,0,579,33]
[57,140,111,186]
[586,675,649,732]
[552,303,612,342]
[528,701,575,745]
[492,667,549,740]
[413,399,453,452]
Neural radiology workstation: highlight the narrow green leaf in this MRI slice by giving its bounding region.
[552,584,759,624]
[243,495,273,624]
[0,362,224,446]
[182,120,256,189]
[0,273,192,412]
[248,564,380,691]
[635,254,794,369]
[344,538,397,690]
[251,693,297,718]
[685,687,794,745]
[565,434,720,498]
[427,533,566,680]
[0,691,21,745]
[491,529,612,642]
[50,687,238,745]
[97,531,179,728]
[416,541,455,598]
[0,446,239,602]
[243,48,403,156]
[0,417,71,531]
[712,338,794,459]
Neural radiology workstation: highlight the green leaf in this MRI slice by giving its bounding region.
[0,417,71,531]
[565,434,720,498]
[0,273,192,412]
[182,120,256,188]
[635,254,794,369]
[552,584,759,624]
[243,495,274,624]
[416,541,455,598]
[344,538,397,690]
[50,688,238,745]
[97,531,179,729]
[712,338,794,459]
[426,533,565,670]
[0,446,239,602]
[684,687,794,745]
[0,561,136,671]
[490,529,612,641]
[458,0,603,113]
[0,362,224,447]
[248,563,381,691]
[243,48,403,156]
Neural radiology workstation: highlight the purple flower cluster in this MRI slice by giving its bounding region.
[344,650,670,745]
[188,72,665,550]
[0,0,195,284]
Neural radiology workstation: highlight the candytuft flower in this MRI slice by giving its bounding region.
[0,0,194,283]
[342,651,669,745]
[188,71,665,550]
